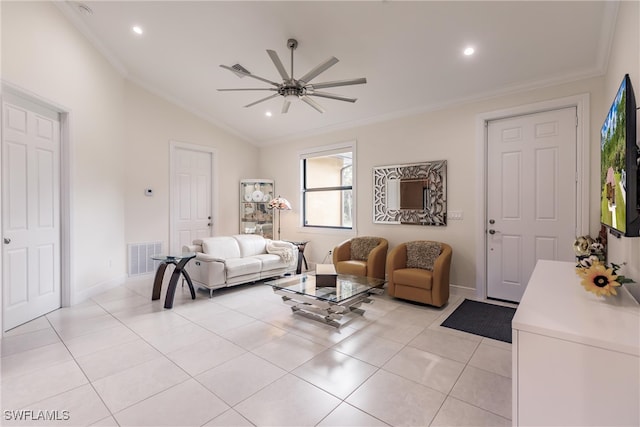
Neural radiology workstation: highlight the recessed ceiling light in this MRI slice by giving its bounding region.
[132,26,143,35]
[464,47,475,56]
[265,111,272,117]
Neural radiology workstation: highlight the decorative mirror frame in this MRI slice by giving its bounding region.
[373,160,447,225]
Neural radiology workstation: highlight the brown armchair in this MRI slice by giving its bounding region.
[332,237,388,280]
[386,241,452,307]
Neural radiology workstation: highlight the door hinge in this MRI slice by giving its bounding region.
[575,115,578,127]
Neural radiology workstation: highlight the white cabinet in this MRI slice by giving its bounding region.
[512,260,639,426]
[240,179,274,239]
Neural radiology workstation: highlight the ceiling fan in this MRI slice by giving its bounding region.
[218,38,367,114]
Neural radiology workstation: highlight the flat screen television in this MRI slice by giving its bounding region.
[600,74,639,237]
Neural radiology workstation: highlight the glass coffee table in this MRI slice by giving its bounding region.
[267,273,386,328]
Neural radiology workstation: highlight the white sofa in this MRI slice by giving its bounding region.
[182,234,297,296]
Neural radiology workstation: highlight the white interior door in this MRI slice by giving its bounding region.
[487,107,577,302]
[2,98,61,331]
[170,145,212,254]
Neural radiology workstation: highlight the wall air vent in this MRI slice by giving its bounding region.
[127,241,162,276]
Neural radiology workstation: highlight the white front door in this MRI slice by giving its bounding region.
[2,97,61,331]
[487,107,577,302]
[170,145,213,254]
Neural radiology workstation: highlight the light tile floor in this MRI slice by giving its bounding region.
[1,276,514,426]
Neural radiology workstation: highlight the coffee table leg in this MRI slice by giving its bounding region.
[152,263,169,300]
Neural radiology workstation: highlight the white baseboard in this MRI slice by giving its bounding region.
[71,274,127,305]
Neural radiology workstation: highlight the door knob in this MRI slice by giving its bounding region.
[207,223,211,227]
[3,238,10,244]
[489,219,495,224]
[488,229,497,235]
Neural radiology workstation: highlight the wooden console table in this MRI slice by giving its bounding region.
[512,260,639,426]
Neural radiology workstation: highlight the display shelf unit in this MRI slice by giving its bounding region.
[240,179,274,239]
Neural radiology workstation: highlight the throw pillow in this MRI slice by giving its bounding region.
[406,241,441,270]
[350,237,381,261]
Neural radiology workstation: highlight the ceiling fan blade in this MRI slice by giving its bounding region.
[267,50,290,81]
[309,77,367,89]
[220,64,280,87]
[243,93,279,108]
[217,88,278,92]
[298,57,339,84]
[308,91,357,103]
[282,99,291,114]
[300,96,325,113]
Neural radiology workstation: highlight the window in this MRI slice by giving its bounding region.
[301,144,355,229]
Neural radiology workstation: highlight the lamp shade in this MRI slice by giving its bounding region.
[269,196,291,210]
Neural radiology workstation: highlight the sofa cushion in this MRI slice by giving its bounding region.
[406,241,441,270]
[253,253,288,271]
[350,237,380,261]
[394,268,433,290]
[335,260,367,276]
[234,234,267,257]
[201,237,241,260]
[225,257,261,278]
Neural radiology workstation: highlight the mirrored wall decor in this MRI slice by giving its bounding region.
[373,160,447,225]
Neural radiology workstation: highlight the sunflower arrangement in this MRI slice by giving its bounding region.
[575,261,634,297]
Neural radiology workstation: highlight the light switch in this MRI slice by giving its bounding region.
[448,211,463,220]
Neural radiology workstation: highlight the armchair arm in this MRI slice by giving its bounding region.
[431,244,452,307]
[386,244,407,296]
[366,239,388,280]
[195,253,226,264]
[332,240,352,264]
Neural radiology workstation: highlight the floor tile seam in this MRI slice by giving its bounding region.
[445,351,513,421]
[46,307,110,325]
[51,317,131,343]
[377,361,462,398]
[66,306,199,382]
[0,358,90,407]
[108,376,198,420]
[192,363,288,410]
[288,359,380,403]
[441,394,513,422]
[8,382,102,420]
[479,337,513,350]
[0,332,62,359]
[2,315,52,338]
[464,341,512,381]
[315,401,392,427]
[12,318,112,419]
[244,344,312,374]
[401,341,474,365]
[464,361,513,380]
[0,335,63,361]
[0,351,75,384]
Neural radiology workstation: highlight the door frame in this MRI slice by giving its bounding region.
[475,94,590,300]
[169,140,218,254]
[1,82,73,334]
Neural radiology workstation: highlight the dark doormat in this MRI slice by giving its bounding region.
[440,299,516,343]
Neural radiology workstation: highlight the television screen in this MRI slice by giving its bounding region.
[600,74,639,236]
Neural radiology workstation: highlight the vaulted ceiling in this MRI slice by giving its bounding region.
[58,1,617,146]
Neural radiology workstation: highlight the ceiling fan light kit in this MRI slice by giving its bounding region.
[219,38,367,114]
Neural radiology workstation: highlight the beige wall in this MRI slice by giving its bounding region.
[2,0,636,301]
[1,1,258,307]
[2,1,127,297]
[259,77,607,288]
[603,0,640,282]
[123,81,258,250]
